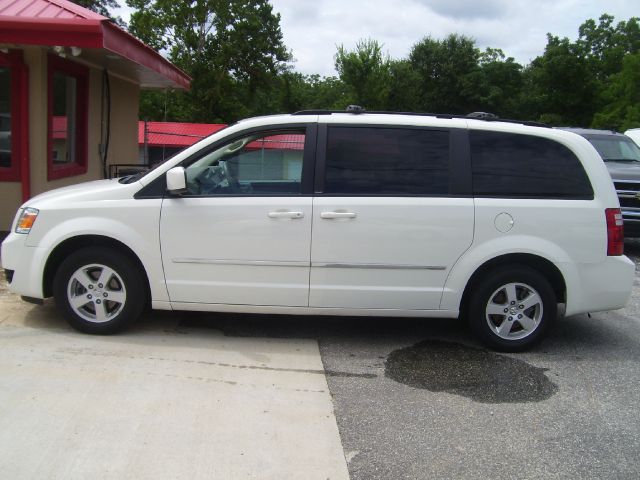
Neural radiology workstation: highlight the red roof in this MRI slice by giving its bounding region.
[138,121,305,151]
[139,121,227,147]
[247,135,305,151]
[0,0,190,90]
[0,0,104,19]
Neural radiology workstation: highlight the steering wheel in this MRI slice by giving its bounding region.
[192,162,229,194]
[219,160,230,184]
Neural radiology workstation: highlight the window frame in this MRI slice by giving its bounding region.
[135,123,317,199]
[47,54,89,181]
[470,130,594,200]
[0,50,28,183]
[315,124,469,197]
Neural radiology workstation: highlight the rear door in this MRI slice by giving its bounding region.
[309,123,474,310]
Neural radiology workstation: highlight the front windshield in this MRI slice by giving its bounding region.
[586,135,640,162]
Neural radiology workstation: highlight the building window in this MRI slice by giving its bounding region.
[0,51,27,182]
[47,55,88,180]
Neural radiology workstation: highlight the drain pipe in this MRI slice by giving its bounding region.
[100,69,111,178]
[20,64,29,201]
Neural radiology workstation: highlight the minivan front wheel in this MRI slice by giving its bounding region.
[468,266,556,351]
[53,247,146,334]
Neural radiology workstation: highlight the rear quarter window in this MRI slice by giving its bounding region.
[471,131,593,199]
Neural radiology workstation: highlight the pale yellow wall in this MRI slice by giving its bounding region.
[105,75,139,168]
[0,183,21,230]
[0,47,141,231]
[24,47,46,201]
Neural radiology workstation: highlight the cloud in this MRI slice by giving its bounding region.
[415,0,508,19]
[275,2,321,24]
[271,0,640,76]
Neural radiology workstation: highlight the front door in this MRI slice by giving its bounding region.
[160,126,315,307]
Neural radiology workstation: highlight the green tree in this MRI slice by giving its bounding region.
[521,35,597,126]
[277,73,351,111]
[409,34,482,114]
[127,0,289,122]
[577,14,640,80]
[592,52,640,130]
[72,0,124,25]
[387,60,421,111]
[477,48,523,118]
[334,39,392,110]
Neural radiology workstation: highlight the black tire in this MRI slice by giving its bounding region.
[53,246,146,334]
[468,265,557,352]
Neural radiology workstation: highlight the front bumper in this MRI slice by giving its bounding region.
[1,232,46,299]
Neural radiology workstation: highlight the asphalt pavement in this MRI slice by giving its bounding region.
[324,239,640,479]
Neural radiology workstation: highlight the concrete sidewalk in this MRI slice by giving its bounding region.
[0,288,349,479]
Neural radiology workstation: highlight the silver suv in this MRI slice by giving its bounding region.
[560,128,640,237]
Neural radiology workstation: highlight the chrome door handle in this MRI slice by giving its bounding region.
[268,210,304,219]
[320,211,357,219]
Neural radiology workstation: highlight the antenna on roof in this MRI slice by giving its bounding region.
[346,105,365,114]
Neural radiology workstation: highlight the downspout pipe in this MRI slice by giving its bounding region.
[20,62,29,202]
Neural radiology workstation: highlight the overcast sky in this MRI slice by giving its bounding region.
[270,0,638,76]
[118,0,638,77]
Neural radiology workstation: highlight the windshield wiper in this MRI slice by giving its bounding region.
[604,158,640,163]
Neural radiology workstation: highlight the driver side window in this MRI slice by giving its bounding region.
[185,130,306,196]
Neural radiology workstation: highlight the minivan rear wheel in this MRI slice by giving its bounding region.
[53,247,146,334]
[468,265,556,352]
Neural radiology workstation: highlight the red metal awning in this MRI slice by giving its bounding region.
[0,0,190,90]
[138,122,306,151]
[139,121,227,148]
[246,135,305,151]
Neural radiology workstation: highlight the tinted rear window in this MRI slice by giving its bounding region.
[324,127,450,195]
[471,131,593,199]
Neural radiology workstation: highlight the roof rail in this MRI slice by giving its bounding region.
[467,111,498,120]
[291,108,549,128]
[346,104,366,114]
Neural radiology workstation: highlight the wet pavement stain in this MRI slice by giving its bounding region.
[385,340,558,403]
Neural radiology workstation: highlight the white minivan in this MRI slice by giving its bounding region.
[1,110,635,351]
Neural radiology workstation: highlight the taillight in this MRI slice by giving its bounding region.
[605,208,624,256]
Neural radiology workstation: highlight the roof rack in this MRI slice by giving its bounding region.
[292,107,549,128]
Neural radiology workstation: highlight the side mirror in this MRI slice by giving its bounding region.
[166,166,187,195]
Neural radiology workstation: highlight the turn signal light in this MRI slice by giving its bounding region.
[15,208,39,234]
[605,208,624,256]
